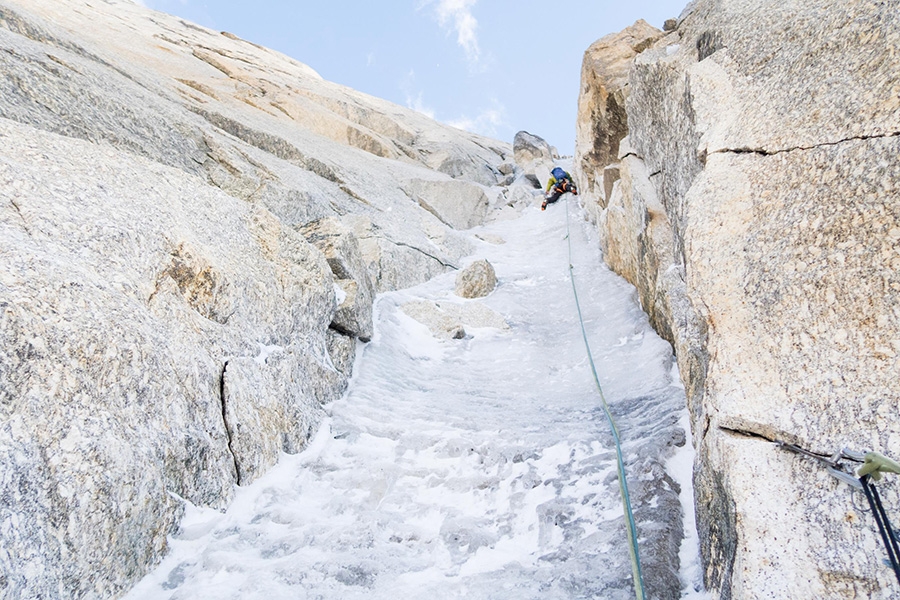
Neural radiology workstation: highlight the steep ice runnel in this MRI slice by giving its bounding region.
[127,200,703,599]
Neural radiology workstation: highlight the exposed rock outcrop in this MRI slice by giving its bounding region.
[513,130,554,186]
[0,0,514,598]
[574,19,664,212]
[513,130,553,168]
[301,217,377,342]
[577,2,900,598]
[455,259,498,299]
[404,178,492,230]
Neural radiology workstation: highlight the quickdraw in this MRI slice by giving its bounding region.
[778,442,900,586]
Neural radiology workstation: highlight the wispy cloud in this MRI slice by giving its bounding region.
[408,92,436,119]
[419,0,481,66]
[447,99,507,138]
[400,70,436,119]
[400,70,506,136]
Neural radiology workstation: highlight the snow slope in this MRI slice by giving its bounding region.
[126,199,706,599]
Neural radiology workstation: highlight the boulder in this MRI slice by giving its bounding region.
[455,259,498,299]
[513,130,554,176]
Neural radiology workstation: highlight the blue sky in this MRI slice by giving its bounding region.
[142,0,688,155]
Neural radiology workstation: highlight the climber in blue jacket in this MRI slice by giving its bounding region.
[541,166,578,210]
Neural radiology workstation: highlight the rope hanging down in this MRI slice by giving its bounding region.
[564,195,646,600]
[779,443,900,586]
[860,474,900,585]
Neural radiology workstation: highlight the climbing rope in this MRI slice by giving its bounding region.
[564,194,646,600]
[778,442,900,586]
[860,474,900,585]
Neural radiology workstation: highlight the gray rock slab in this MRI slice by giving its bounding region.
[513,130,553,175]
[405,178,491,231]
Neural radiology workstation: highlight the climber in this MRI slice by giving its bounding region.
[541,166,578,210]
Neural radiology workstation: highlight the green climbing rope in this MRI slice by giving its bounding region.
[564,195,646,600]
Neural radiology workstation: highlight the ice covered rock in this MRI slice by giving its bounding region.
[454,259,498,299]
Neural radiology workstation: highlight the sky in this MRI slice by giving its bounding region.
[140,0,689,155]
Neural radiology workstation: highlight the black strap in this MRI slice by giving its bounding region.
[860,474,900,585]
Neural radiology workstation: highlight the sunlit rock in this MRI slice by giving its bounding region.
[579,0,900,597]
[574,19,664,216]
[0,0,511,597]
[454,259,498,299]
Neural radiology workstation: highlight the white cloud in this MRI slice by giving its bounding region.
[419,0,481,65]
[446,99,507,138]
[408,92,436,119]
[400,70,436,119]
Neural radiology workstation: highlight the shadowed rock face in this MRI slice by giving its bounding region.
[0,0,514,597]
[577,0,900,598]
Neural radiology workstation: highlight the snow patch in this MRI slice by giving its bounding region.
[667,365,711,599]
[333,282,347,306]
[253,342,283,365]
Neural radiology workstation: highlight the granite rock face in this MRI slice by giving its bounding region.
[574,20,664,212]
[513,130,553,166]
[577,1,900,598]
[301,217,377,342]
[0,0,513,598]
[405,178,492,231]
[0,120,336,598]
[513,130,554,184]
